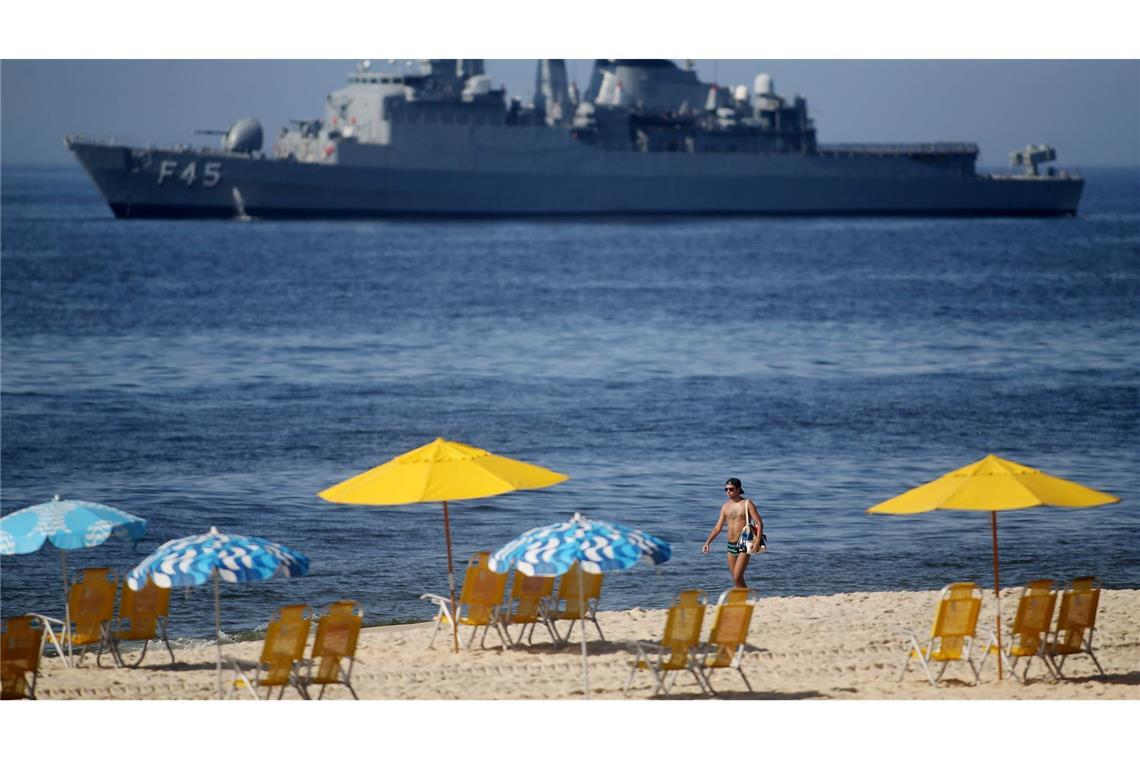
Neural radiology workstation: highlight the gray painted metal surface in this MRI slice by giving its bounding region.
[67,59,1084,219]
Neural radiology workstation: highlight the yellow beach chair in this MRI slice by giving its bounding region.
[300,600,364,700]
[695,588,757,694]
[1046,576,1105,677]
[897,582,983,686]
[2,616,46,700]
[623,589,708,696]
[547,563,605,643]
[66,567,120,667]
[501,571,558,646]
[227,604,312,699]
[421,551,511,651]
[981,579,1058,682]
[109,578,176,667]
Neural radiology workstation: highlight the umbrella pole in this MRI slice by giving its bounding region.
[61,549,73,666]
[214,569,223,699]
[442,500,459,654]
[991,512,1003,681]
[579,563,589,700]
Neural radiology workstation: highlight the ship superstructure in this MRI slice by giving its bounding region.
[67,59,1083,218]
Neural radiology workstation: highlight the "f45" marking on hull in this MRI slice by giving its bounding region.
[157,161,222,187]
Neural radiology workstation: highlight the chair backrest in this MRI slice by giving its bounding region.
[259,604,312,686]
[1,616,45,700]
[717,588,750,605]
[557,563,604,616]
[706,592,756,667]
[1009,579,1057,653]
[661,590,707,667]
[312,601,362,659]
[929,583,982,659]
[1054,576,1102,649]
[118,578,171,639]
[311,601,363,684]
[508,571,555,622]
[68,568,118,642]
[511,571,555,602]
[458,552,509,625]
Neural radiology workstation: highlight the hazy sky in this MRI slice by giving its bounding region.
[2,59,1137,168]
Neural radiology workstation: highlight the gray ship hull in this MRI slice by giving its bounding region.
[68,139,1084,219]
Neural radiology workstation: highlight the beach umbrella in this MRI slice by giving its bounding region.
[867,453,1119,679]
[318,437,568,653]
[489,512,672,698]
[126,527,310,698]
[0,494,147,664]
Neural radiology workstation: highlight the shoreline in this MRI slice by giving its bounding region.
[26,587,1139,700]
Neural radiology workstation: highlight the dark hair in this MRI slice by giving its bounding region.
[725,477,744,494]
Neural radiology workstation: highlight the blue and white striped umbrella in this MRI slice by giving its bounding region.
[1,495,148,664]
[490,512,671,698]
[126,527,310,590]
[489,512,671,576]
[127,526,310,698]
[0,494,147,556]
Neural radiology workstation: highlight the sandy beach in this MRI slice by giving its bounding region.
[25,587,1139,700]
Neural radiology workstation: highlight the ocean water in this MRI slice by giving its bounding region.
[2,166,1138,640]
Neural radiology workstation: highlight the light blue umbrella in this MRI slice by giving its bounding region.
[490,512,671,698]
[0,494,148,664]
[127,526,310,698]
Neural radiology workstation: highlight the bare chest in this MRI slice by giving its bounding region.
[724,499,748,523]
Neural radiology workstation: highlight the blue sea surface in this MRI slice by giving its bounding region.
[2,166,1138,640]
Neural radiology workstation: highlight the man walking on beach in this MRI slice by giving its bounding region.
[703,477,764,588]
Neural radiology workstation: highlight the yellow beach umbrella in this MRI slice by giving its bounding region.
[867,453,1119,679]
[318,437,569,652]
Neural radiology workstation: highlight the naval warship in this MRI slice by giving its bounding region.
[67,59,1083,219]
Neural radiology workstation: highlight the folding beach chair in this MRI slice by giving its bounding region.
[896,582,984,687]
[226,604,312,699]
[2,616,46,700]
[1046,576,1105,677]
[695,588,757,694]
[109,577,176,668]
[501,571,559,646]
[64,567,120,667]
[980,579,1058,682]
[623,589,709,696]
[547,563,605,643]
[421,551,511,651]
[299,600,364,700]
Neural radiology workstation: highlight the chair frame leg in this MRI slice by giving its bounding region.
[159,619,176,664]
[590,614,605,642]
[736,665,753,692]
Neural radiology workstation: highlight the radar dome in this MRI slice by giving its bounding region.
[222,118,263,153]
[754,74,774,96]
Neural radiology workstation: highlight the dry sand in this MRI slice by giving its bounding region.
[29,587,1140,700]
